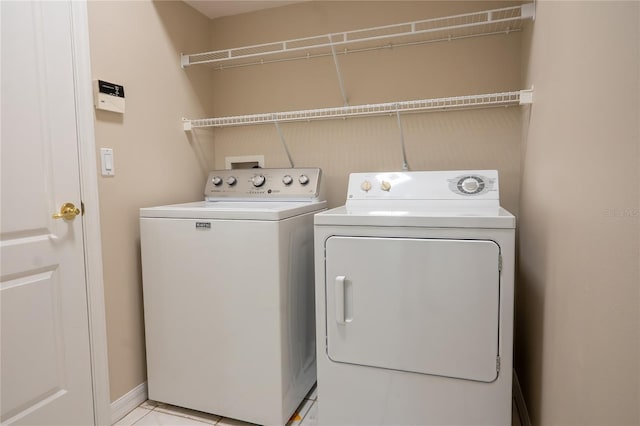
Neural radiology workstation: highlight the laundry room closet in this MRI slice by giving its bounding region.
[86,1,639,425]
[196,1,526,211]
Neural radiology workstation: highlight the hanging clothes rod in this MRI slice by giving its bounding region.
[181,4,534,69]
[182,89,533,131]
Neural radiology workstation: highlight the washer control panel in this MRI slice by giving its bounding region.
[205,168,322,200]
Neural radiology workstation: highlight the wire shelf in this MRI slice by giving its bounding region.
[181,4,534,69]
[182,89,533,130]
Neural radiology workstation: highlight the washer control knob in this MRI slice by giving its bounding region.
[461,177,480,193]
[226,176,237,186]
[212,176,223,186]
[381,180,391,192]
[282,175,293,185]
[252,175,266,187]
[361,180,372,192]
[298,175,310,185]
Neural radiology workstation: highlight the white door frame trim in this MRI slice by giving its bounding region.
[70,2,111,424]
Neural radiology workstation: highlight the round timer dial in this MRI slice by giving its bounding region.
[457,176,485,195]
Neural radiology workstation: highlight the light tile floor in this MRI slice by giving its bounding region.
[116,384,520,426]
[115,385,317,426]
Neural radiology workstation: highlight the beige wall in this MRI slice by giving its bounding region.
[87,0,214,401]
[207,1,524,211]
[517,1,640,425]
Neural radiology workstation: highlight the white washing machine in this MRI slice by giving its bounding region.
[140,168,326,426]
[314,170,515,425]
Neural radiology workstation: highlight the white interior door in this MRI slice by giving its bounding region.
[1,1,95,424]
[325,236,501,383]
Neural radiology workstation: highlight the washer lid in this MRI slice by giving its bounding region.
[314,205,515,228]
[140,200,327,220]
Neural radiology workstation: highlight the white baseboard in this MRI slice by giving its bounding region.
[110,382,147,425]
[513,370,532,426]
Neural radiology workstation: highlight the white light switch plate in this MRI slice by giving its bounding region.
[101,148,114,176]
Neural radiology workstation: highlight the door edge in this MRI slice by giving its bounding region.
[70,1,112,424]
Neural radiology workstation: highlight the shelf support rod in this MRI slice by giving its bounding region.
[329,34,349,107]
[274,118,295,168]
[395,106,409,171]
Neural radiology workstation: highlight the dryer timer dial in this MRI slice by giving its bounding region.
[457,176,485,194]
[461,177,480,193]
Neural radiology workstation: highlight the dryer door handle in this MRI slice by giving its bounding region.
[335,276,346,324]
[335,275,353,325]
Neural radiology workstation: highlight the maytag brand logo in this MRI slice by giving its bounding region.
[195,222,211,229]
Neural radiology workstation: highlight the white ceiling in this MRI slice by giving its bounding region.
[183,1,306,19]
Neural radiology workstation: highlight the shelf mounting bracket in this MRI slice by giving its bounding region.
[180,53,190,69]
[519,87,534,105]
[329,34,349,107]
[395,106,409,171]
[274,118,295,168]
[521,1,536,20]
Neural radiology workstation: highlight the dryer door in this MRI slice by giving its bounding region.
[324,237,500,382]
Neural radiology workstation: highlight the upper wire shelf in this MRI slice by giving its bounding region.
[183,89,533,130]
[181,3,535,70]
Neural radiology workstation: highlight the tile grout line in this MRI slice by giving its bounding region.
[298,400,315,425]
[130,407,153,426]
[152,404,220,425]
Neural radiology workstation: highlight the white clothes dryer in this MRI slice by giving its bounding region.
[140,168,326,426]
[314,170,515,425]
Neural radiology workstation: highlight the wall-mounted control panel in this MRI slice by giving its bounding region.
[204,168,322,201]
[93,80,125,113]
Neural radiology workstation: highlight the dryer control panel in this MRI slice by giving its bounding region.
[205,168,322,201]
[346,170,500,208]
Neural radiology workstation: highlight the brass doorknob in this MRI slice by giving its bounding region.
[52,202,80,220]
